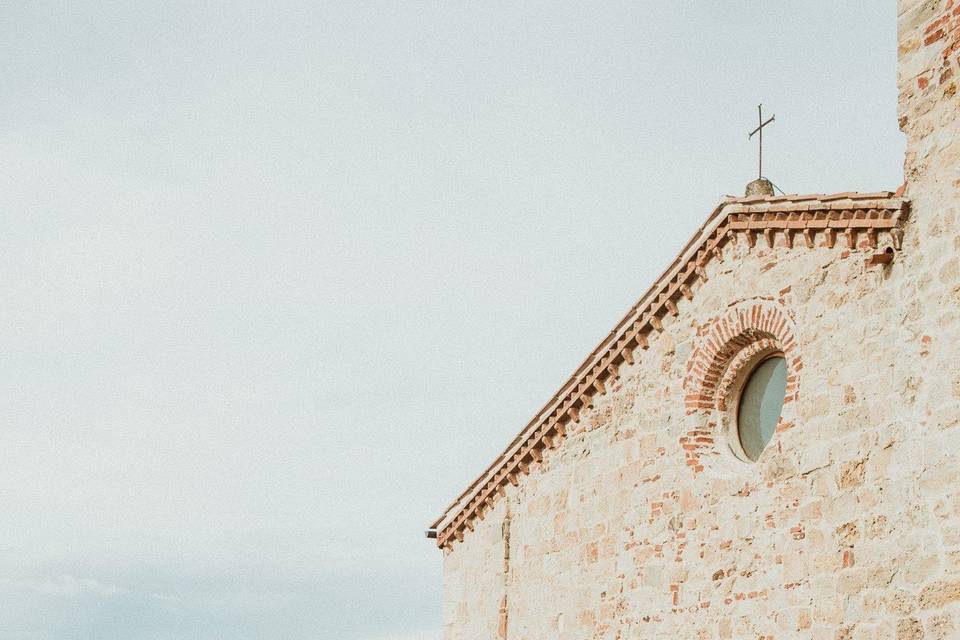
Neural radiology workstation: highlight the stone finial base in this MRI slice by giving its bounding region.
[745,178,775,197]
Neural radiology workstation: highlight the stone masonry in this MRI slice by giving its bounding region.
[434,2,960,638]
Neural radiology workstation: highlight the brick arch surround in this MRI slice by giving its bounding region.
[681,300,800,472]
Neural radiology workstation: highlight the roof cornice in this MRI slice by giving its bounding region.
[431,191,908,549]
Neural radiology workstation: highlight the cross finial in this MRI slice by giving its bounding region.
[748,104,775,180]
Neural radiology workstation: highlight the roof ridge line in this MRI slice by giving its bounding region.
[428,197,735,530]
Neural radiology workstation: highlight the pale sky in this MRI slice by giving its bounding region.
[0,2,903,638]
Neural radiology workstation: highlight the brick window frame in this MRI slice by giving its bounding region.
[681,301,800,473]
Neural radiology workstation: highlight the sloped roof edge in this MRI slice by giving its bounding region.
[431,190,908,548]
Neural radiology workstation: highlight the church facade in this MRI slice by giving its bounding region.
[430,2,960,638]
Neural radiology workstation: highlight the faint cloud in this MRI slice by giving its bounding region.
[23,574,126,598]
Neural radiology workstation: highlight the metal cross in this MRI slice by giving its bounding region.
[748,104,775,180]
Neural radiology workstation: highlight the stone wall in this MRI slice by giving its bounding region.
[441,2,960,638]
[441,497,509,638]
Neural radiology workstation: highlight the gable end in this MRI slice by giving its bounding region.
[432,191,909,550]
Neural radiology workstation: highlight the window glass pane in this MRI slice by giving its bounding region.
[737,356,787,461]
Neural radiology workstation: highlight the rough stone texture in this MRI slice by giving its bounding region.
[442,497,510,638]
[745,178,775,197]
[440,2,960,638]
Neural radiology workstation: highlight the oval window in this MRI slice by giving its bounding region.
[737,356,787,461]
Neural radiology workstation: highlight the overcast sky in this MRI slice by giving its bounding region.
[0,2,903,639]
